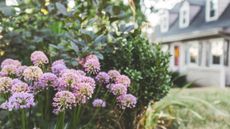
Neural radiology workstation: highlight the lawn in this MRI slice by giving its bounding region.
[145,88,230,129]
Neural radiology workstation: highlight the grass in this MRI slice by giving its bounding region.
[145,88,230,129]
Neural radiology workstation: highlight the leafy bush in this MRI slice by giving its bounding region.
[102,30,172,105]
[0,0,134,65]
[171,72,187,88]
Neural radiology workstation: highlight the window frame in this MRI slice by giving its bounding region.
[186,41,200,66]
[209,38,224,67]
[206,0,218,22]
[179,1,190,28]
[160,11,169,33]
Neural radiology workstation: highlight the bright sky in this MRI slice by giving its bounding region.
[141,0,182,26]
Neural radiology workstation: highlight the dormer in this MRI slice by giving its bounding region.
[160,10,169,33]
[179,0,202,29]
[159,8,179,33]
[206,0,230,22]
[179,1,190,28]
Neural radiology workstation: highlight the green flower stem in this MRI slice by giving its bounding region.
[44,89,50,128]
[21,109,27,129]
[75,106,82,126]
[56,111,65,129]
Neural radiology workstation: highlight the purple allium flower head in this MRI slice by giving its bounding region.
[117,94,137,109]
[51,64,67,76]
[1,58,21,68]
[52,59,65,67]
[108,70,120,81]
[0,77,12,93]
[16,65,28,77]
[2,92,35,111]
[12,78,23,85]
[95,72,110,84]
[52,91,76,114]
[30,51,49,66]
[1,65,17,76]
[110,84,127,96]
[57,71,80,90]
[11,81,30,93]
[92,99,106,108]
[23,66,43,82]
[38,73,58,89]
[115,75,131,87]
[73,82,94,104]
[80,76,96,88]
[83,55,100,75]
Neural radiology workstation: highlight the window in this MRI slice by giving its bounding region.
[160,11,169,32]
[187,43,199,65]
[210,39,223,65]
[206,0,218,21]
[174,46,180,66]
[179,1,189,28]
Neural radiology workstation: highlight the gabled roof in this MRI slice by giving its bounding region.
[154,2,230,43]
[187,0,205,6]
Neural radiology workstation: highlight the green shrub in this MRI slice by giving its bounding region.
[102,30,172,105]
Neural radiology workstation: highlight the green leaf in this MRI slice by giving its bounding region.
[56,2,67,15]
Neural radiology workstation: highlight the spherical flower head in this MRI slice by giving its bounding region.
[51,64,67,76]
[12,78,23,85]
[38,73,58,89]
[1,65,17,76]
[5,92,35,111]
[80,76,96,88]
[30,51,49,66]
[52,59,66,67]
[11,81,30,93]
[16,65,28,77]
[117,94,137,109]
[110,84,127,96]
[73,82,94,104]
[23,66,43,82]
[115,75,131,87]
[85,55,98,61]
[57,71,80,90]
[95,72,110,84]
[0,77,13,93]
[108,70,120,81]
[52,91,76,114]
[1,58,21,68]
[83,55,100,75]
[92,99,106,108]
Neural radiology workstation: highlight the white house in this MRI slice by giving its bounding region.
[152,0,230,87]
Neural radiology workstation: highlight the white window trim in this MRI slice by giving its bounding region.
[160,11,169,33]
[209,38,224,67]
[206,0,219,22]
[179,1,190,28]
[186,42,199,66]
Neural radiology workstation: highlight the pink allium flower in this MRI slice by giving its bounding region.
[11,81,30,93]
[16,65,28,77]
[1,65,17,76]
[2,92,35,111]
[52,59,65,67]
[95,72,110,84]
[0,77,12,93]
[60,69,83,76]
[110,84,127,96]
[12,78,23,85]
[92,99,106,108]
[83,55,100,74]
[108,70,120,81]
[51,64,67,76]
[30,51,49,66]
[73,82,94,104]
[80,76,96,88]
[57,71,80,90]
[117,94,137,109]
[38,73,58,89]
[52,91,76,114]
[1,58,21,68]
[23,66,43,82]
[115,75,131,87]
